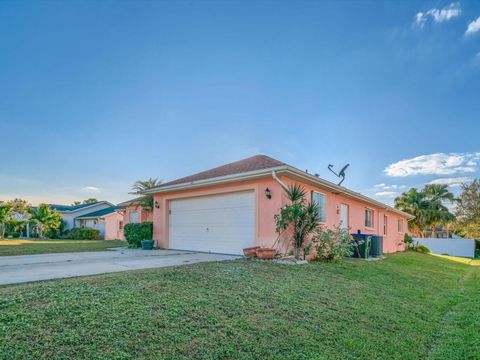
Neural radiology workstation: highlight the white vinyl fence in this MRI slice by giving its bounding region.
[413,237,476,258]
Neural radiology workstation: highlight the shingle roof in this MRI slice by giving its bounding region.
[75,206,120,219]
[157,155,286,188]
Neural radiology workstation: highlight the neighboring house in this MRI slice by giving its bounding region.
[143,155,414,255]
[117,198,153,226]
[75,207,124,240]
[50,201,113,230]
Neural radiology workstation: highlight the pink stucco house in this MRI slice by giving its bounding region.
[143,155,413,255]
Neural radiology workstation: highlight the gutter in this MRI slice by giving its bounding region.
[142,165,414,220]
[142,166,289,194]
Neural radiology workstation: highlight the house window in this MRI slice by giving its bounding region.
[119,221,123,230]
[398,219,404,233]
[312,191,327,222]
[129,211,139,224]
[383,215,388,235]
[365,208,374,228]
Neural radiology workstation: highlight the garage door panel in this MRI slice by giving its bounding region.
[169,192,255,255]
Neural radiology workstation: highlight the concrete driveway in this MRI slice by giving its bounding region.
[0,248,238,286]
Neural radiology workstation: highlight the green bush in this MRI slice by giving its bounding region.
[124,222,153,248]
[63,227,101,240]
[312,226,353,262]
[404,233,413,249]
[413,243,431,254]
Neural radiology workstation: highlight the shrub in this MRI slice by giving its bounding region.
[403,233,413,249]
[63,227,100,240]
[124,222,153,248]
[312,226,353,262]
[415,244,431,254]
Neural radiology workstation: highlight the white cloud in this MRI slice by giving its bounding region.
[428,177,472,187]
[375,183,406,190]
[415,3,461,27]
[81,186,101,194]
[466,16,480,36]
[385,152,480,177]
[374,191,398,197]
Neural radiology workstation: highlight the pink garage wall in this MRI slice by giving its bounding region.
[151,175,408,254]
[104,212,125,240]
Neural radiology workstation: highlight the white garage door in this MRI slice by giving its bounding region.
[169,191,255,255]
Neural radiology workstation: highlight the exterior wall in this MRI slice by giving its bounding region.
[60,203,112,230]
[280,177,407,253]
[151,175,409,254]
[123,205,153,226]
[104,212,125,240]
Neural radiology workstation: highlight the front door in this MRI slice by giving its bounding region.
[340,204,349,229]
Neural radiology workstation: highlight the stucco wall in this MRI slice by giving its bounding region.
[104,212,125,240]
[123,206,153,226]
[151,175,409,254]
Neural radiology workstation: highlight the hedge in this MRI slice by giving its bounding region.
[63,227,101,240]
[124,222,153,248]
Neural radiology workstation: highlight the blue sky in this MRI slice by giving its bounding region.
[0,1,479,205]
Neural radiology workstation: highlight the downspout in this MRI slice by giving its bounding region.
[272,171,289,191]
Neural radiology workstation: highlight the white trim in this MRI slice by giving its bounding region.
[312,190,327,223]
[364,207,374,229]
[55,201,114,214]
[143,164,414,220]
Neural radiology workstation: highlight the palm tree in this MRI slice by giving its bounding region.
[395,185,455,238]
[422,184,455,237]
[131,178,162,211]
[274,184,320,259]
[29,204,62,238]
[395,188,427,237]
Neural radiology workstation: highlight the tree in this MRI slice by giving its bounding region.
[422,184,455,237]
[455,179,480,239]
[394,185,455,237]
[29,204,62,238]
[131,178,162,211]
[82,198,98,204]
[394,188,428,237]
[0,202,13,239]
[274,184,320,259]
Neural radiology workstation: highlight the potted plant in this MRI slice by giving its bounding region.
[256,247,276,259]
[243,246,260,257]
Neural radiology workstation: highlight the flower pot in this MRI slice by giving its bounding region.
[256,248,276,260]
[243,246,260,257]
[141,240,154,250]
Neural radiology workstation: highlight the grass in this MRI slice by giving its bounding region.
[0,252,479,359]
[0,239,126,256]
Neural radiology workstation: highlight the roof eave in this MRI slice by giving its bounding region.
[142,165,290,194]
[143,165,413,220]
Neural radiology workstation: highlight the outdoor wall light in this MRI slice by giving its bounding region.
[265,188,272,200]
[154,201,160,209]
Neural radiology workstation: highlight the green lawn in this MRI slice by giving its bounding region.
[0,239,126,256]
[0,252,478,359]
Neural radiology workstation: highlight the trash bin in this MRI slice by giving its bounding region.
[351,234,372,259]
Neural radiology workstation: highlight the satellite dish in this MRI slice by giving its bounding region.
[328,163,350,186]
